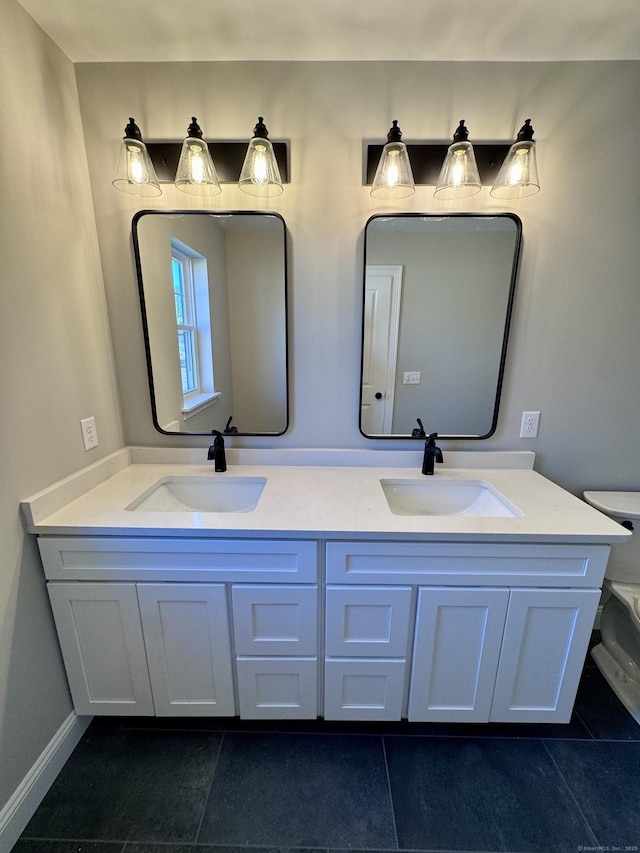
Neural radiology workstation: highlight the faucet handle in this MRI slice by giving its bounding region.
[224,416,239,434]
[412,418,427,438]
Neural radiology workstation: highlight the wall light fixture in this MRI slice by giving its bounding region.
[490,120,540,199]
[112,116,288,197]
[434,120,481,200]
[112,118,161,197]
[366,119,540,199]
[174,117,221,196]
[370,120,415,199]
[238,117,284,197]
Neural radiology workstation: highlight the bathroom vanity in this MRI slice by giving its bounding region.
[22,449,629,724]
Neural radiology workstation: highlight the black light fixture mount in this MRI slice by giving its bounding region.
[145,135,289,184]
[366,135,511,187]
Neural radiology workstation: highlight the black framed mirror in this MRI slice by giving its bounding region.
[132,210,288,436]
[360,213,522,439]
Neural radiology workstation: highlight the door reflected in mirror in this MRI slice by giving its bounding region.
[133,211,288,436]
[361,213,521,439]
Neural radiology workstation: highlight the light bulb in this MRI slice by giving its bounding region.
[126,144,146,185]
[188,146,205,184]
[251,143,269,185]
[385,151,400,187]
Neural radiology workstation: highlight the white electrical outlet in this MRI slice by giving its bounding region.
[80,416,99,450]
[520,411,540,438]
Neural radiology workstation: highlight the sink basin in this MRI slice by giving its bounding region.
[380,479,522,517]
[126,476,267,513]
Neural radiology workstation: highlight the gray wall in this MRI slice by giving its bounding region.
[0,0,123,814]
[76,59,640,494]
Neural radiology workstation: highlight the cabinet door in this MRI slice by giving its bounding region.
[232,585,317,656]
[325,585,412,657]
[235,657,318,719]
[137,583,235,716]
[409,587,509,722]
[47,582,154,716]
[491,588,599,723]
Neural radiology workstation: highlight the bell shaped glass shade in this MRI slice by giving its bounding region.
[175,118,221,196]
[434,121,481,200]
[112,118,161,197]
[434,144,481,199]
[371,121,415,199]
[491,120,540,199]
[238,117,283,197]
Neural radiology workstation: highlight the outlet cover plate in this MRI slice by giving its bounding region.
[520,411,540,438]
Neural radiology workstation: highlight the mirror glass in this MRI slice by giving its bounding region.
[361,213,521,439]
[133,210,288,436]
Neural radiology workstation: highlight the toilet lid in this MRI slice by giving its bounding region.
[583,491,640,519]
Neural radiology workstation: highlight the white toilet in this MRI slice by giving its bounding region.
[583,491,640,723]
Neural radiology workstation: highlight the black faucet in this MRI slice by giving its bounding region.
[422,432,443,475]
[207,430,227,472]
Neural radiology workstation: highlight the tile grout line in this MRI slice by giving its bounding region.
[541,738,600,849]
[194,729,227,845]
[381,735,401,852]
[573,706,598,740]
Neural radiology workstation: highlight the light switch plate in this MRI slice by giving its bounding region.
[403,372,421,385]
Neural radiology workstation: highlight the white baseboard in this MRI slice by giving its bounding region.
[0,712,92,853]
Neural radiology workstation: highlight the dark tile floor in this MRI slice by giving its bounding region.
[15,650,640,853]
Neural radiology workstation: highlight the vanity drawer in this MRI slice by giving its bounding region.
[325,541,609,587]
[39,537,318,582]
[235,657,318,719]
[325,585,413,657]
[232,584,318,656]
[324,658,406,721]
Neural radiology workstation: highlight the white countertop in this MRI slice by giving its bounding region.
[21,448,630,544]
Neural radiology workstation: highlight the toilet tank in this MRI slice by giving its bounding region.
[584,491,640,584]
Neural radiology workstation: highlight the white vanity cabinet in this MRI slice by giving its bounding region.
[40,537,318,719]
[409,586,600,723]
[48,581,236,717]
[325,540,606,724]
[39,533,608,724]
